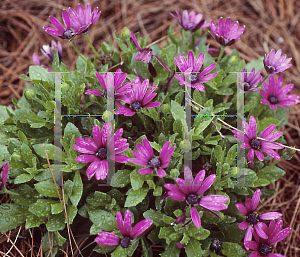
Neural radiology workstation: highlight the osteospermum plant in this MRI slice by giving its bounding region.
[0,4,297,257]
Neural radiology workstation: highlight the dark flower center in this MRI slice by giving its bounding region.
[120,236,131,248]
[210,238,222,254]
[265,65,276,73]
[246,212,258,225]
[242,82,251,91]
[96,147,107,159]
[268,96,278,104]
[189,74,199,84]
[148,157,161,168]
[258,243,270,256]
[63,29,75,39]
[187,194,198,205]
[131,101,142,111]
[250,138,261,150]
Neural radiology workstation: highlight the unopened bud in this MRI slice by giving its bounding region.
[172,213,186,225]
[228,55,239,66]
[122,27,131,38]
[61,83,69,93]
[24,89,36,99]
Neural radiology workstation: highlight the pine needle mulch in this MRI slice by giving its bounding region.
[0,0,299,256]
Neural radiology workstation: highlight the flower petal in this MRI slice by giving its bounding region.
[235,204,248,215]
[116,211,125,235]
[75,155,97,163]
[251,189,261,212]
[95,232,120,246]
[244,225,253,250]
[268,227,291,245]
[196,174,216,195]
[244,241,259,251]
[238,221,249,230]
[130,219,153,238]
[157,168,166,178]
[254,222,268,239]
[123,210,132,236]
[138,167,154,175]
[190,206,201,228]
[258,212,282,220]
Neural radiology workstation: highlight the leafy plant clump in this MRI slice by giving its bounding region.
[0,5,297,257]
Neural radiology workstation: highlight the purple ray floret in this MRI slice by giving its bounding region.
[115,77,161,116]
[169,10,209,32]
[232,116,283,169]
[95,210,153,249]
[129,138,175,178]
[260,75,299,110]
[210,17,245,46]
[85,69,132,102]
[164,166,228,228]
[235,189,283,250]
[239,67,262,92]
[41,40,63,62]
[174,50,217,92]
[73,123,129,180]
[245,219,291,256]
[69,4,101,34]
[44,10,76,40]
[0,160,9,192]
[264,49,292,74]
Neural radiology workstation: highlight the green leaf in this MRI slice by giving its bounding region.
[18,130,28,145]
[253,178,270,187]
[160,241,181,257]
[14,173,33,184]
[111,245,127,257]
[51,203,63,214]
[125,187,149,207]
[257,166,285,183]
[143,209,168,226]
[33,143,67,161]
[28,199,57,217]
[215,145,224,162]
[185,238,203,257]
[46,212,66,231]
[194,116,213,134]
[130,170,145,190]
[111,169,131,187]
[125,239,139,256]
[221,242,246,257]
[0,204,30,233]
[171,100,185,124]
[226,144,237,164]
[25,214,44,229]
[187,226,210,241]
[141,236,153,257]
[69,170,83,207]
[88,209,117,231]
[34,180,62,198]
[87,191,112,207]
[159,227,175,242]
[94,245,117,255]
[245,56,264,71]
[63,122,81,146]
[15,109,46,128]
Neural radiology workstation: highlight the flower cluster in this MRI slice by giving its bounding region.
[236,189,290,255]
[44,4,101,40]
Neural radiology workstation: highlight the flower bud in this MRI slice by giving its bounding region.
[282,147,296,160]
[210,238,222,254]
[228,55,239,66]
[161,104,170,113]
[61,83,69,93]
[24,89,36,99]
[203,162,212,171]
[102,110,114,122]
[176,242,185,248]
[222,163,230,171]
[89,94,98,102]
[172,213,186,225]
[122,27,131,38]
[170,169,180,178]
[180,139,191,152]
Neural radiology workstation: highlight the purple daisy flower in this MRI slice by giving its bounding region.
[210,17,245,46]
[239,67,262,92]
[68,4,101,35]
[169,10,209,32]
[245,219,291,257]
[263,49,292,74]
[85,70,132,101]
[95,210,153,249]
[130,31,171,77]
[129,138,175,178]
[174,50,217,92]
[43,10,76,40]
[73,123,129,180]
[41,40,63,62]
[164,166,229,228]
[232,116,283,169]
[236,189,282,250]
[260,75,299,110]
[115,77,161,116]
[0,160,9,192]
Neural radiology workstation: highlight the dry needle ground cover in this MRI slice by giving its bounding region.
[0,0,299,256]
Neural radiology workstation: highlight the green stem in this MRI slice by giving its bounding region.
[216,46,225,65]
[85,33,100,58]
[71,41,85,60]
[256,73,270,89]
